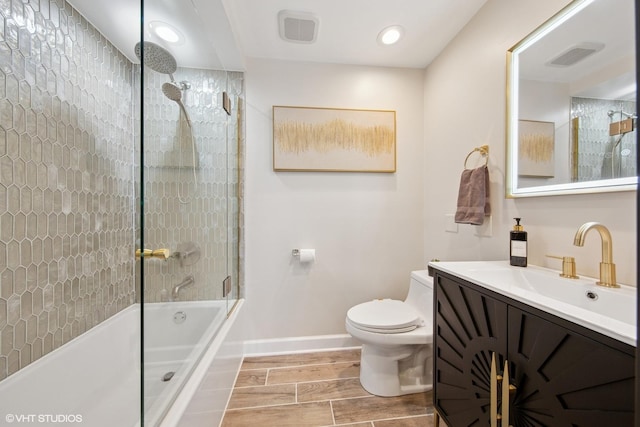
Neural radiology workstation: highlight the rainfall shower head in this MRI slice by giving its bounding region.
[134,41,177,82]
[162,82,192,126]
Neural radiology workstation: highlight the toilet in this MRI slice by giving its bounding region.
[345,270,433,397]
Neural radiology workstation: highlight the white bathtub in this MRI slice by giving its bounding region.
[0,300,245,427]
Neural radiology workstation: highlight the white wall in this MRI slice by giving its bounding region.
[423,0,636,285]
[244,59,426,340]
[242,0,637,344]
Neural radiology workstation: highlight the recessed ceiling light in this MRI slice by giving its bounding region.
[149,21,184,44]
[378,25,404,46]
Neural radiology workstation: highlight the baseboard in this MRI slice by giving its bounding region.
[243,334,361,357]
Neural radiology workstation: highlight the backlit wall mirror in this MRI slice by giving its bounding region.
[506,0,637,197]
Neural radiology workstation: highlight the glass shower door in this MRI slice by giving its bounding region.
[137,1,242,424]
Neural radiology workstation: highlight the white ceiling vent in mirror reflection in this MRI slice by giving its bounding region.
[546,42,604,67]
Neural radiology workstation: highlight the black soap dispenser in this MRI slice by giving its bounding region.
[510,218,527,267]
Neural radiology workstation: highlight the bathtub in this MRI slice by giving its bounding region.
[0,299,245,427]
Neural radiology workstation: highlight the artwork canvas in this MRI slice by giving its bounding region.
[273,106,396,172]
[518,120,555,177]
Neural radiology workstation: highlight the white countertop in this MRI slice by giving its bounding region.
[429,260,636,346]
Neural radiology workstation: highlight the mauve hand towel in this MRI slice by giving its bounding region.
[454,165,491,225]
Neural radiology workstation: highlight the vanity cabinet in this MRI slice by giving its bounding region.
[433,271,635,427]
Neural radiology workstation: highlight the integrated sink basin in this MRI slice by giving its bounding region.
[430,260,636,346]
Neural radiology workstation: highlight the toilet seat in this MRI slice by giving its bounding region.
[347,299,422,334]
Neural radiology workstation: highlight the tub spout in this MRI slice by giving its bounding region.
[172,275,195,300]
[573,222,618,288]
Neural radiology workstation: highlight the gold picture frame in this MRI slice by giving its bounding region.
[273,106,396,172]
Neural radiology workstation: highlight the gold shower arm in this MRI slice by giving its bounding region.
[135,248,170,260]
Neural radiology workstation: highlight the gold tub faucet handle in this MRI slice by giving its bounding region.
[151,248,170,259]
[135,248,170,260]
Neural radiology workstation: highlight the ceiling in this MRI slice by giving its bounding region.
[67,0,487,71]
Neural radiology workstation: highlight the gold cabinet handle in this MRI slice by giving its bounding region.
[501,360,517,427]
[490,353,498,427]
[135,248,170,260]
[502,361,510,426]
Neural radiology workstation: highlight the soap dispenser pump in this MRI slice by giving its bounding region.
[510,218,527,267]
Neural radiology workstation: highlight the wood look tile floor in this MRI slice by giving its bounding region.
[221,349,439,427]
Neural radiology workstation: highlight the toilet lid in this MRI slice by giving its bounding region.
[347,299,421,332]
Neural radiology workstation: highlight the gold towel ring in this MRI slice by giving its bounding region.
[464,145,489,169]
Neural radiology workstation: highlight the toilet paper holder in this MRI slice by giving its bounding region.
[291,248,316,263]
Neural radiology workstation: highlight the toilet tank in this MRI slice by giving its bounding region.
[404,270,433,318]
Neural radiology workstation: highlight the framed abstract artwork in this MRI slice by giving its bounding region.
[518,119,555,177]
[273,106,396,172]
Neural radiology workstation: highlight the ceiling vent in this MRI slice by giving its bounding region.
[546,42,605,67]
[278,10,319,44]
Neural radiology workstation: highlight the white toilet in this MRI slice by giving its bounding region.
[345,270,433,397]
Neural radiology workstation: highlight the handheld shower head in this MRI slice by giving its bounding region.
[134,41,177,82]
[162,81,197,203]
[161,81,182,100]
[162,82,192,126]
[608,109,637,119]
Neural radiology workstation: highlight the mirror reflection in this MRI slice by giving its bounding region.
[506,0,636,197]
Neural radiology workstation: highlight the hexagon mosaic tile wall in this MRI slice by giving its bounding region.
[0,0,136,381]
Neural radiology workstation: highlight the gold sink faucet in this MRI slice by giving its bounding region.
[573,222,618,288]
